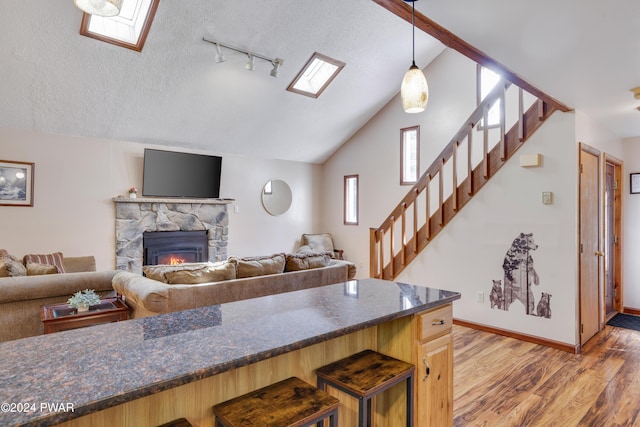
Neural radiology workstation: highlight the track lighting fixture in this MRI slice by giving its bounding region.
[203,36,285,78]
[246,54,255,71]
[214,43,226,63]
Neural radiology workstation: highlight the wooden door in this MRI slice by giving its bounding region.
[579,145,601,346]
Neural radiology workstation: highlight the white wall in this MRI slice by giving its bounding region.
[0,128,321,270]
[321,46,582,345]
[623,137,640,310]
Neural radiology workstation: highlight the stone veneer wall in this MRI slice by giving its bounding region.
[114,197,231,274]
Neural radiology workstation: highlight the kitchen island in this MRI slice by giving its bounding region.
[0,278,460,427]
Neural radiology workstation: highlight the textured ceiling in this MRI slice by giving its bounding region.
[1,1,638,164]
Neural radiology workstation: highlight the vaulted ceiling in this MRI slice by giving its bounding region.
[1,1,638,164]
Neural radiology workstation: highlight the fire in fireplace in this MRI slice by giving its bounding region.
[143,231,208,266]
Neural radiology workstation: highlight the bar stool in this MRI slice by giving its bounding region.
[158,418,192,427]
[316,349,414,427]
[213,376,340,427]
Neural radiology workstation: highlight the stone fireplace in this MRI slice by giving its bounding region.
[114,197,232,274]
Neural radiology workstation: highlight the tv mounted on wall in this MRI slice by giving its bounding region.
[142,149,222,198]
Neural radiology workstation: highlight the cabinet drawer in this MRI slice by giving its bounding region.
[417,305,452,341]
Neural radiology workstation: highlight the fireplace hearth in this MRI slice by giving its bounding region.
[143,231,208,266]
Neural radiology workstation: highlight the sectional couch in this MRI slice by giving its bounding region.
[0,252,117,342]
[113,252,357,318]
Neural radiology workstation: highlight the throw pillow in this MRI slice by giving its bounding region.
[164,261,236,285]
[228,253,286,278]
[0,249,27,277]
[23,252,66,274]
[26,262,59,276]
[302,233,334,252]
[285,252,332,272]
[0,262,10,277]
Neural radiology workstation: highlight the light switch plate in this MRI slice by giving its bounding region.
[542,192,553,205]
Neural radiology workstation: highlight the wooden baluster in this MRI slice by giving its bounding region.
[467,126,473,196]
[379,229,384,279]
[483,104,489,179]
[369,228,378,278]
[401,203,406,266]
[499,84,506,161]
[518,87,524,142]
[425,175,431,241]
[453,141,459,212]
[413,189,419,253]
[389,216,395,279]
[438,166,444,226]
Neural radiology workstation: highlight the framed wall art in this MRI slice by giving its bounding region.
[631,173,640,194]
[0,160,34,207]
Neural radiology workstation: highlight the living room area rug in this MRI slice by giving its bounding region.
[606,313,640,332]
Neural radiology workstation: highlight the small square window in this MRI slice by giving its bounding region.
[287,52,345,98]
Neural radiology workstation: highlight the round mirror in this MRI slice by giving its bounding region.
[261,179,292,216]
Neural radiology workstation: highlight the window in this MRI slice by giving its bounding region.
[477,65,502,128]
[80,0,159,52]
[400,126,420,185]
[287,52,345,98]
[344,175,359,225]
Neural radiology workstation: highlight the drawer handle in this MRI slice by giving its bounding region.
[432,319,446,326]
[422,357,430,381]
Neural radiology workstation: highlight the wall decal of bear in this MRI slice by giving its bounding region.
[490,232,552,318]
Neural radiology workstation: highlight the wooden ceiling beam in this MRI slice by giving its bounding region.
[372,0,572,112]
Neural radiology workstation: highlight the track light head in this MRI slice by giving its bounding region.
[246,54,255,71]
[270,58,284,78]
[214,43,226,63]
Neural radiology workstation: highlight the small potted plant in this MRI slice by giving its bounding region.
[128,187,138,199]
[67,289,101,312]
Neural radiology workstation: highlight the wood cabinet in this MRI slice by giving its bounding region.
[415,304,454,427]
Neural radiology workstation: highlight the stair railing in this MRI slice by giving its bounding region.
[370,80,560,280]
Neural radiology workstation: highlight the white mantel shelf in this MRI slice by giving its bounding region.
[113,197,234,204]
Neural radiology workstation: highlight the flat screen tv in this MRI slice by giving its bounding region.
[142,149,222,198]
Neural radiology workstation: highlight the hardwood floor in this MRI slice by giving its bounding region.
[453,324,640,426]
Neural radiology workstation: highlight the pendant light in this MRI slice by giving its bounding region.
[400,0,429,113]
[74,0,122,17]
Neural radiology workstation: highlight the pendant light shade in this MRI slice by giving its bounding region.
[74,0,122,17]
[401,63,428,113]
[401,0,428,113]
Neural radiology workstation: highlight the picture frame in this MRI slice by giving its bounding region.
[0,160,34,207]
[631,173,640,195]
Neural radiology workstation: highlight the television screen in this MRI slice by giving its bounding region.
[142,149,222,198]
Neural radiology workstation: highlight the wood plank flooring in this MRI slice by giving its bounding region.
[453,324,640,426]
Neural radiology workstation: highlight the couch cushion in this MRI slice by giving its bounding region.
[228,253,286,278]
[26,262,58,276]
[143,262,224,284]
[285,252,332,272]
[23,252,66,274]
[0,250,26,277]
[164,261,236,285]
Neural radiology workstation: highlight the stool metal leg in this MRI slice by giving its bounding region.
[406,373,414,427]
[359,397,367,427]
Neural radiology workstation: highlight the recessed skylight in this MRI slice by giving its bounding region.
[287,52,345,98]
[80,0,159,52]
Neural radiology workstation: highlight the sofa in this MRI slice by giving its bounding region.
[0,251,118,342]
[113,252,357,318]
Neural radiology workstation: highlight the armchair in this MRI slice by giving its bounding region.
[298,233,344,260]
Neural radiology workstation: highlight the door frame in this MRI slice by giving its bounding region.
[603,153,623,318]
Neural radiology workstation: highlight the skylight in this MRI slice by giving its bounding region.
[287,52,345,98]
[80,0,159,52]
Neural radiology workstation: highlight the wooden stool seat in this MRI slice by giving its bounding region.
[213,377,340,427]
[158,419,192,427]
[316,349,415,427]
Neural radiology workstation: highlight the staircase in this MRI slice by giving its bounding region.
[370,80,566,280]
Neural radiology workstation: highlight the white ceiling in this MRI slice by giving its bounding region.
[1,1,638,164]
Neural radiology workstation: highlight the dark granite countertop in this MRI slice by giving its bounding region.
[0,278,460,427]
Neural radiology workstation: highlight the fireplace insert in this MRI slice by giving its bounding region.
[143,230,208,266]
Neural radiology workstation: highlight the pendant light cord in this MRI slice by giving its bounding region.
[411,1,416,66]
